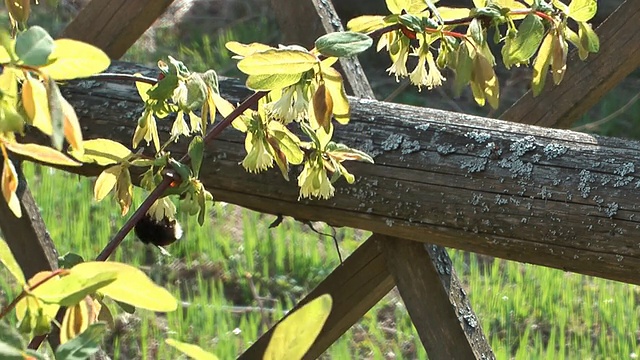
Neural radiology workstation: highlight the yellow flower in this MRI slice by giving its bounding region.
[170,111,190,140]
[267,85,296,122]
[132,109,160,152]
[297,157,334,200]
[292,84,310,121]
[386,36,410,81]
[148,197,177,222]
[410,47,444,90]
[241,132,274,173]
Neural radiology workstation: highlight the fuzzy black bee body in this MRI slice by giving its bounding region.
[134,214,183,247]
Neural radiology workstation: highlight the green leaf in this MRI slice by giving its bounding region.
[4,142,81,167]
[315,32,373,58]
[578,21,599,54]
[33,269,117,307]
[0,341,23,360]
[453,44,473,96]
[0,236,26,285]
[69,138,133,166]
[568,0,597,22]
[58,252,85,269]
[166,339,218,360]
[55,322,106,360]
[246,73,303,91]
[188,136,204,177]
[46,76,65,150]
[72,262,178,312]
[238,49,318,75]
[468,18,484,45]
[14,26,54,67]
[264,294,332,360]
[502,14,544,68]
[38,39,110,80]
[397,13,423,33]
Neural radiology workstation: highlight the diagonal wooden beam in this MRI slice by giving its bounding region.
[381,237,494,359]
[237,235,394,360]
[0,159,58,279]
[61,0,175,58]
[500,0,640,128]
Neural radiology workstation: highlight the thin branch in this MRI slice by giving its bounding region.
[572,92,640,132]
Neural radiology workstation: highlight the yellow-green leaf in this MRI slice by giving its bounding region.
[578,21,599,54]
[385,0,427,14]
[212,92,235,118]
[61,96,84,153]
[0,236,26,285]
[22,73,52,135]
[225,41,273,57]
[264,294,332,360]
[72,261,178,312]
[165,339,219,360]
[246,73,302,91]
[532,32,553,96]
[1,156,21,218]
[346,15,386,33]
[32,269,117,307]
[437,7,472,21]
[238,49,318,75]
[70,138,132,166]
[135,73,152,102]
[4,141,81,167]
[94,165,120,201]
[568,0,597,22]
[38,39,110,80]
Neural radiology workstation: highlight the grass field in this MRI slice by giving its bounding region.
[1,163,639,359]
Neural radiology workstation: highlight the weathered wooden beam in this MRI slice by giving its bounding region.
[238,235,394,360]
[0,159,58,279]
[500,0,639,128]
[381,237,493,359]
[61,0,175,59]
[51,61,640,285]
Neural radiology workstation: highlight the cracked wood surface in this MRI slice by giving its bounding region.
[45,61,640,285]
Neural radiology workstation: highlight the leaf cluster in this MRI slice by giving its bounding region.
[0,237,177,358]
[348,0,599,106]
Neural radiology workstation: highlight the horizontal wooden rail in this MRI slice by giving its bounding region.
[33,61,640,285]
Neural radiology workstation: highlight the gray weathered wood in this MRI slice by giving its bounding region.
[38,61,640,285]
[381,237,494,359]
[0,159,58,279]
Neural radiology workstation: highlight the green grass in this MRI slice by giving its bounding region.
[1,163,639,359]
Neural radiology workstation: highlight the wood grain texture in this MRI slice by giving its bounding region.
[500,1,639,128]
[237,236,394,360]
[381,237,494,360]
[0,159,58,279]
[52,61,640,285]
[61,0,175,58]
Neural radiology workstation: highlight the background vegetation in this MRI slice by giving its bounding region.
[0,1,639,359]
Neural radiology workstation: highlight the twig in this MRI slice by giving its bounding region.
[572,92,640,132]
